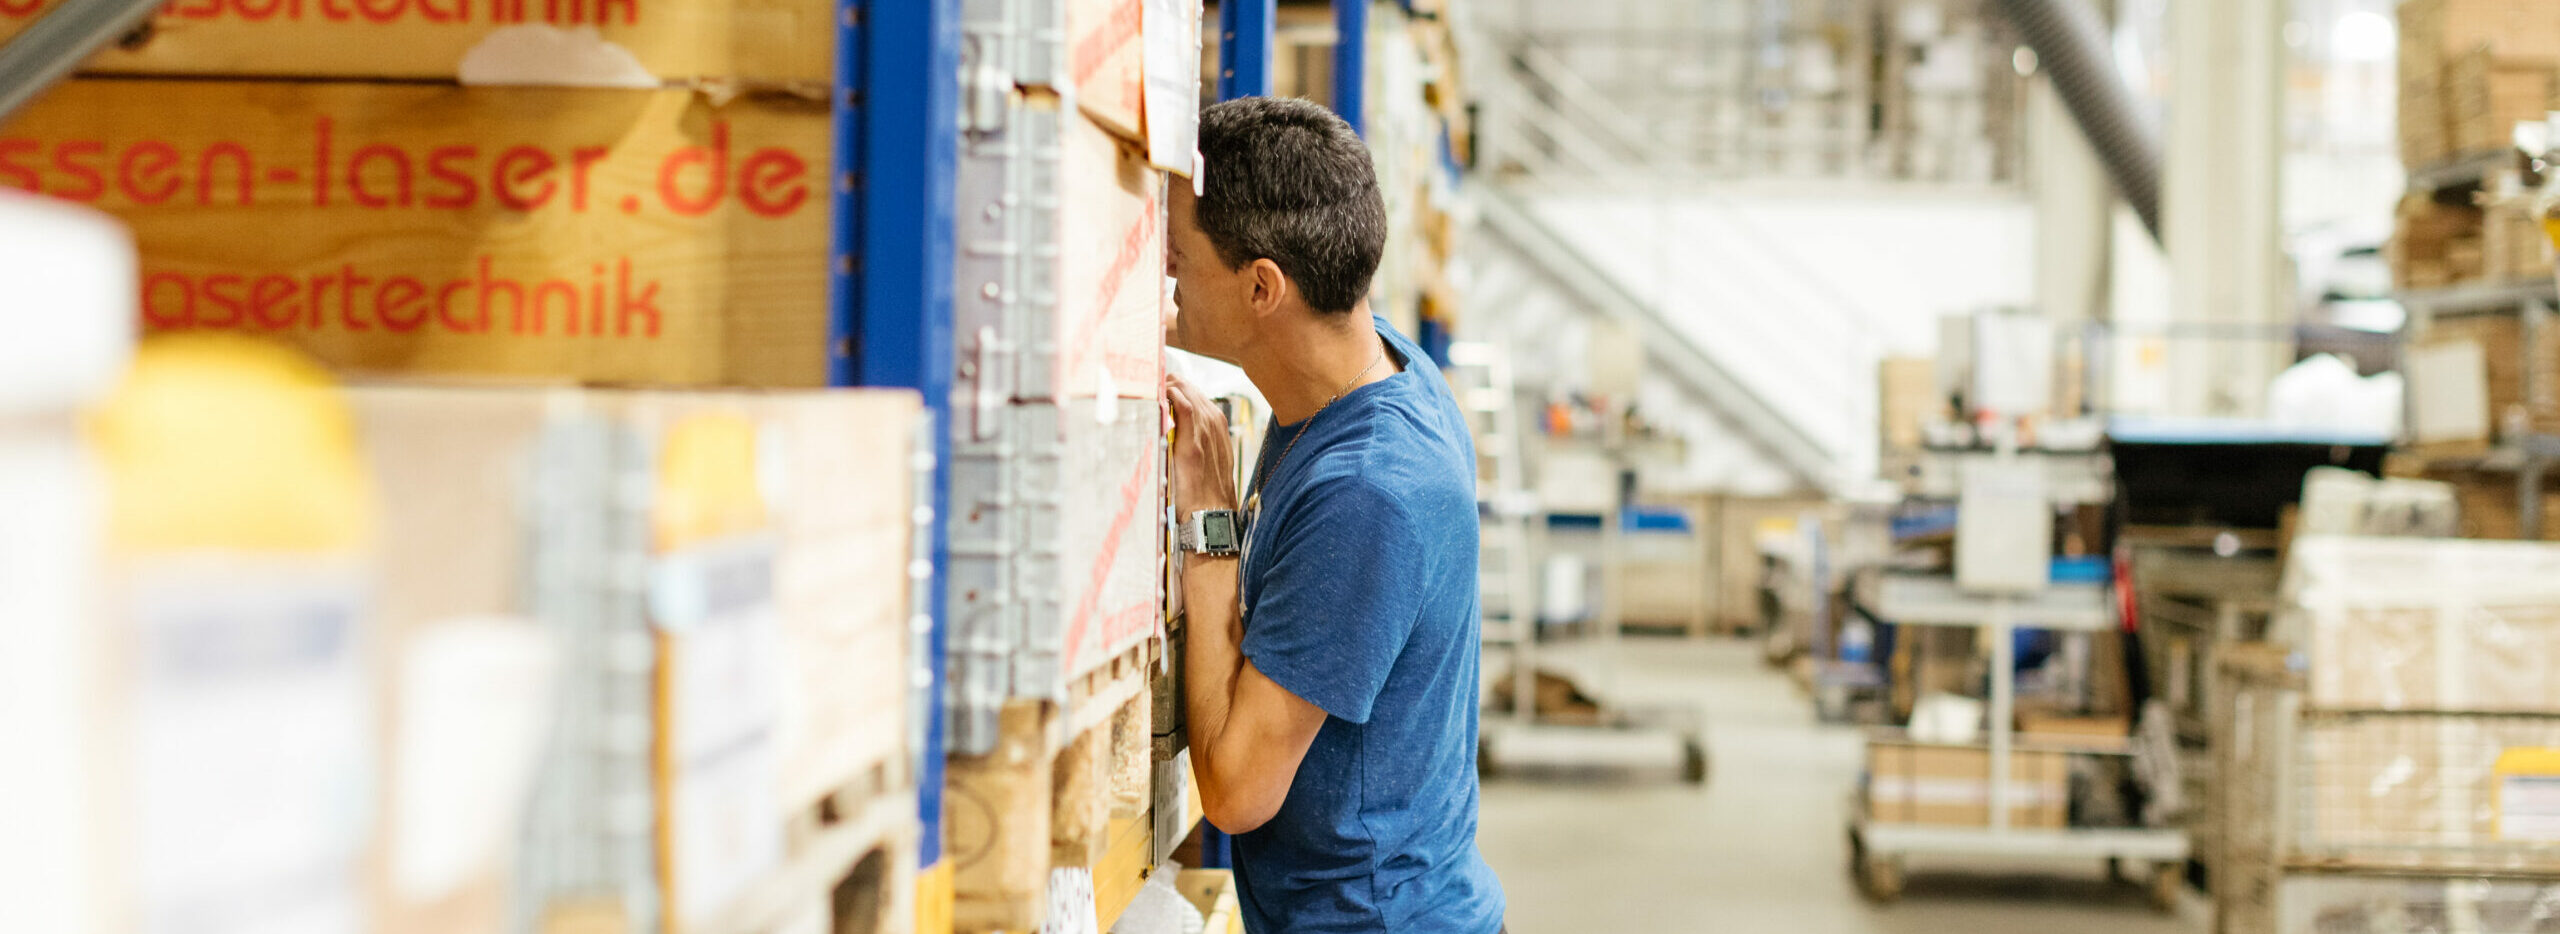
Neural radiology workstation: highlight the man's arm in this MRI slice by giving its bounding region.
[1166,375,1328,835]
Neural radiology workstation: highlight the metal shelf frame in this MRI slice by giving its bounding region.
[840,0,960,871]
[1200,0,1281,871]
[1854,448,2189,902]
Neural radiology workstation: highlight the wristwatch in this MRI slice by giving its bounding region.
[1178,509,1243,557]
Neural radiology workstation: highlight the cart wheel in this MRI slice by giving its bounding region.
[1856,853,1906,903]
[2147,862,2182,912]
[1680,738,1709,785]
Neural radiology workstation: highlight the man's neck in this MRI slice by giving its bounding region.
[1241,304,1391,426]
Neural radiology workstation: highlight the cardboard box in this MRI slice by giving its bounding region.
[2390,194,2485,288]
[1,80,833,386]
[2447,50,2558,155]
[2017,710,2133,751]
[2402,70,2450,167]
[0,0,834,83]
[1865,740,2068,829]
[2421,311,2560,439]
[2426,465,2560,541]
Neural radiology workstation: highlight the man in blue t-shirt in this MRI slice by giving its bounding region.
[1161,96,1506,934]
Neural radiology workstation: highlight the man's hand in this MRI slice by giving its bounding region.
[1165,373,1239,518]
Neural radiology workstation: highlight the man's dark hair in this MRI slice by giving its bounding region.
[1193,97,1386,315]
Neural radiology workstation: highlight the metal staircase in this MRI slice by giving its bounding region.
[1462,27,1880,495]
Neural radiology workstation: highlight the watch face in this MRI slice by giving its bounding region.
[1203,512,1238,550]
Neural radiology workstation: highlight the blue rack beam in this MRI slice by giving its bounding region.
[836,0,959,870]
[1218,0,1275,100]
[1332,0,1366,135]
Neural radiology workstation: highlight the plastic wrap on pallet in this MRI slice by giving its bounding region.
[517,413,664,934]
[2284,537,2560,713]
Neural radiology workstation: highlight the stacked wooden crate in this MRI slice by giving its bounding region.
[0,0,840,386]
[0,4,933,932]
[2390,0,2560,290]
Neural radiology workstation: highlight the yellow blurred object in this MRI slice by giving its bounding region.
[649,411,769,552]
[914,860,956,934]
[91,334,371,553]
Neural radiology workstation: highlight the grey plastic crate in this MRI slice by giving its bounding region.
[515,415,662,934]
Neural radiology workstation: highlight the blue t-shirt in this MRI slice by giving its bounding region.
[1233,317,1505,934]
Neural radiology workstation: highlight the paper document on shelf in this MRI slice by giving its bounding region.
[390,619,557,901]
[1142,0,1203,175]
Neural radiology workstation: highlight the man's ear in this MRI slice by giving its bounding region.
[1247,258,1289,318]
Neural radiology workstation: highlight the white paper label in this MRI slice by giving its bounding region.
[2500,774,2560,842]
[657,537,785,925]
[128,559,371,934]
[1141,0,1204,175]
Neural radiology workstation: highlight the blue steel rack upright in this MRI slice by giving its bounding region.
[835,0,960,883]
[1201,0,1283,873]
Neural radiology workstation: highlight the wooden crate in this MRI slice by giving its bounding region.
[0,79,833,386]
[946,642,1161,933]
[2400,0,2560,70]
[1878,356,1938,453]
[352,386,924,934]
[0,0,834,83]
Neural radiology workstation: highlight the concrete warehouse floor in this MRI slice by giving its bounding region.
[1475,637,2209,934]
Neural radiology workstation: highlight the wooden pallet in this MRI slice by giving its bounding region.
[698,761,919,934]
[947,639,1168,933]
